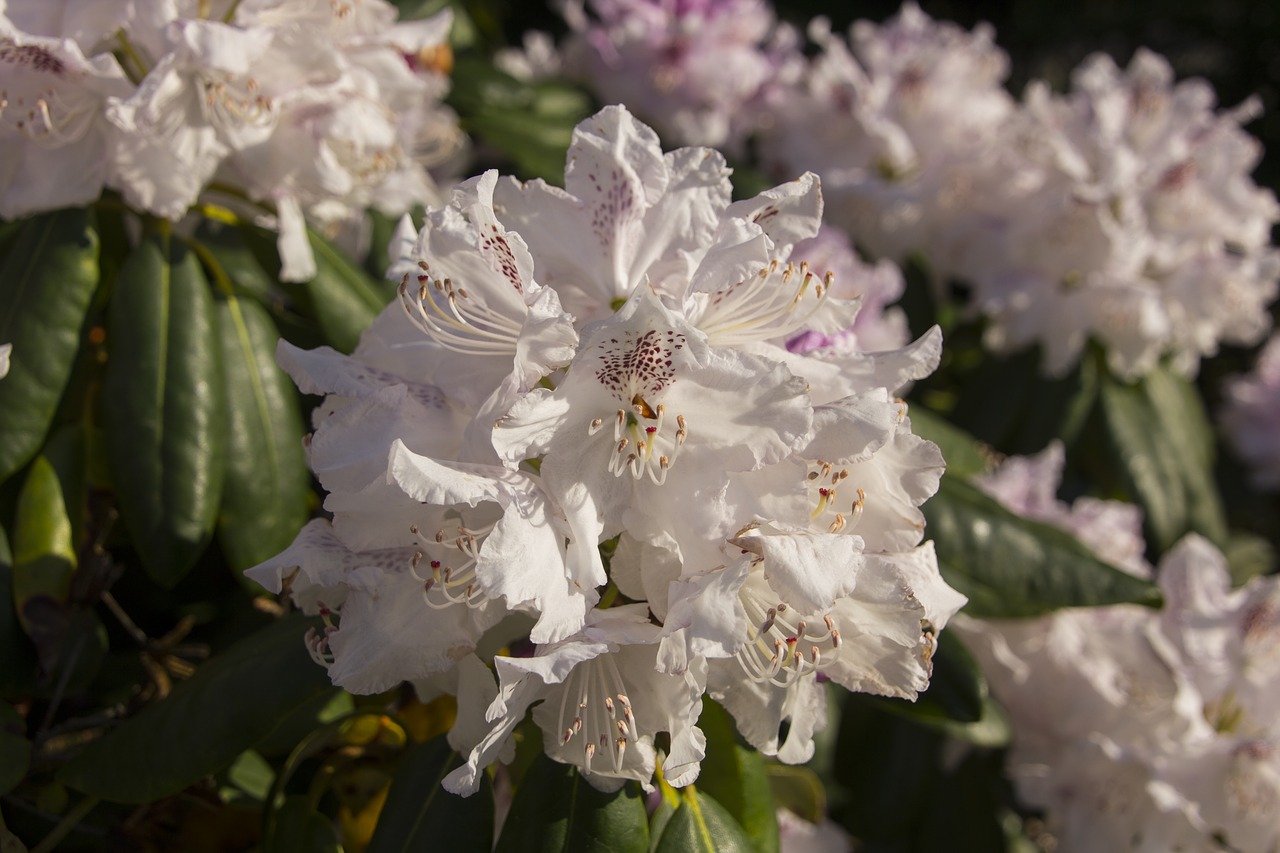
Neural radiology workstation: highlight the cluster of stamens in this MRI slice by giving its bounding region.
[587,396,687,484]
[0,85,95,146]
[200,74,274,130]
[736,587,843,686]
[400,263,522,356]
[807,460,865,533]
[408,519,495,609]
[556,655,639,775]
[696,259,835,344]
[305,602,340,667]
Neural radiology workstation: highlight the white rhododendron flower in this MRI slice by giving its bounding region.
[0,343,11,379]
[759,3,1019,284]
[1220,333,1280,490]
[966,49,1280,377]
[251,104,962,794]
[552,0,801,151]
[960,447,1280,850]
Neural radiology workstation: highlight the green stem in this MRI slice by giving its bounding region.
[114,30,148,85]
[30,794,100,853]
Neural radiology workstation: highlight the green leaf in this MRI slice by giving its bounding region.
[1098,366,1227,552]
[871,638,1011,748]
[694,701,777,853]
[264,795,342,853]
[1224,532,1276,587]
[214,293,310,572]
[907,407,989,478]
[302,230,388,354]
[367,736,494,853]
[448,55,593,182]
[651,786,752,853]
[11,455,77,637]
[57,615,331,802]
[0,208,100,485]
[763,765,824,826]
[0,702,30,795]
[102,229,227,587]
[924,475,1162,617]
[0,527,38,700]
[223,749,275,802]
[495,752,648,853]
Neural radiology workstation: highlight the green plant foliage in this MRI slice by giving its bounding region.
[57,615,331,802]
[0,208,100,485]
[495,752,649,853]
[651,786,753,853]
[101,228,227,587]
[213,294,311,572]
[0,702,29,796]
[263,795,343,853]
[1099,365,1229,553]
[367,736,495,853]
[694,701,778,853]
[925,475,1163,617]
[300,230,389,354]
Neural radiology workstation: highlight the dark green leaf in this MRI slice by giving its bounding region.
[214,294,310,572]
[495,752,648,853]
[57,615,331,802]
[102,229,227,587]
[651,787,752,853]
[871,638,1011,748]
[11,455,76,633]
[0,208,100,485]
[303,230,388,354]
[907,407,989,478]
[264,795,341,853]
[1224,532,1276,587]
[448,55,593,182]
[368,736,494,853]
[924,475,1162,617]
[763,765,824,825]
[694,701,777,853]
[0,702,29,795]
[0,527,38,699]
[1098,366,1227,552]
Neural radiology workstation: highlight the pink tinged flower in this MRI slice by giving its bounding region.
[245,519,504,694]
[493,104,732,323]
[1221,333,1280,490]
[387,439,600,645]
[0,23,133,217]
[492,287,812,550]
[444,605,706,796]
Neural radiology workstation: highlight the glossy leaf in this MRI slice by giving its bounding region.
[264,795,342,853]
[214,293,310,571]
[1098,366,1228,552]
[651,786,752,853]
[367,736,493,853]
[10,455,76,638]
[924,475,1162,617]
[0,702,29,796]
[494,752,648,853]
[764,765,824,826]
[303,230,388,354]
[907,407,989,478]
[448,55,594,182]
[871,638,1011,748]
[102,229,227,587]
[0,208,100,485]
[694,701,778,853]
[57,615,330,802]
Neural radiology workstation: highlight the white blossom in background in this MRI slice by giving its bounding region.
[549,0,803,152]
[959,447,1280,851]
[0,343,11,378]
[0,0,464,280]
[0,18,134,217]
[1220,333,1280,490]
[758,3,1020,285]
[967,49,1280,378]
[250,104,964,795]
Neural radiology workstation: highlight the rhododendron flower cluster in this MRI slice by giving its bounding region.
[0,0,463,279]
[247,105,965,792]
[959,445,1280,851]
[1221,333,1280,490]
